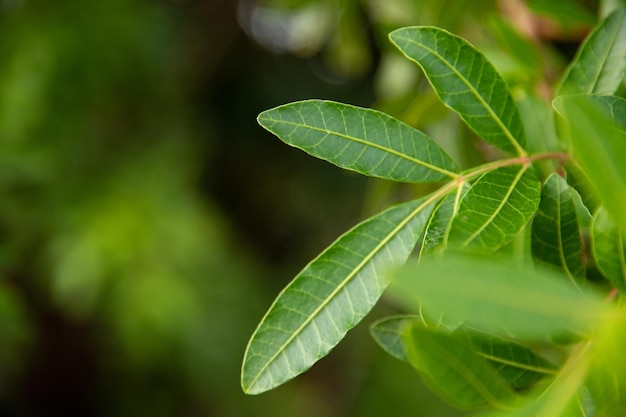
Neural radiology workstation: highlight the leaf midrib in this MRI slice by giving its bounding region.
[243,182,458,392]
[261,116,459,179]
[394,31,526,157]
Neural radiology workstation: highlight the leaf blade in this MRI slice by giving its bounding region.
[449,165,541,251]
[556,8,626,96]
[591,206,626,291]
[531,173,585,282]
[390,26,527,155]
[241,194,440,394]
[258,100,459,183]
[390,254,610,339]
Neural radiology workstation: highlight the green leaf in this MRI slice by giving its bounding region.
[372,316,557,390]
[390,26,527,156]
[421,182,469,256]
[448,165,541,251]
[556,8,626,96]
[404,323,518,410]
[390,254,610,340]
[554,94,626,235]
[585,311,626,417]
[592,206,626,291]
[257,99,459,183]
[241,194,440,394]
[531,173,585,282]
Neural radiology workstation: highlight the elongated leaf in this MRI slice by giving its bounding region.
[531,173,585,282]
[241,195,439,394]
[372,316,556,390]
[585,312,626,417]
[554,95,626,234]
[405,323,518,410]
[421,182,469,256]
[556,8,626,96]
[257,100,458,183]
[592,206,626,291]
[390,27,527,155]
[390,254,610,339]
[448,165,541,251]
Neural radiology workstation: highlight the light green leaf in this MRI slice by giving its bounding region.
[554,94,626,235]
[241,194,439,394]
[585,311,626,417]
[592,206,626,291]
[257,99,459,183]
[556,8,626,96]
[389,27,527,156]
[371,316,556,390]
[421,182,469,256]
[390,254,610,339]
[405,322,518,410]
[448,165,541,251]
[531,173,585,282]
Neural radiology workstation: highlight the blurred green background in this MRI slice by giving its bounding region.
[0,0,600,416]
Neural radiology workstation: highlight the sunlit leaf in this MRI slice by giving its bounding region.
[390,26,527,156]
[585,311,626,417]
[592,206,626,291]
[554,94,626,234]
[531,173,585,282]
[448,165,541,251]
[390,254,610,339]
[556,8,626,96]
[257,100,459,183]
[372,316,556,390]
[241,194,440,394]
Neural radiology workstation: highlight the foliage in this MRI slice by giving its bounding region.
[242,5,626,416]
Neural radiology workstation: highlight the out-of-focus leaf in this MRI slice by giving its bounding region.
[556,8,626,96]
[591,206,626,291]
[527,0,596,26]
[585,311,626,417]
[390,27,527,156]
[390,254,610,339]
[448,166,541,251]
[421,182,469,256]
[554,95,626,234]
[257,100,459,183]
[531,173,585,282]
[406,322,518,410]
[241,195,440,394]
[372,316,556,390]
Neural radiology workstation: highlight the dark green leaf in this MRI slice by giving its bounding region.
[556,8,626,96]
[531,173,585,282]
[591,206,626,291]
[257,100,459,183]
[390,27,527,155]
[390,254,610,339]
[405,323,518,410]
[449,165,541,251]
[554,95,626,234]
[241,194,439,394]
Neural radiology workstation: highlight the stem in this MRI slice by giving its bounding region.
[459,152,571,181]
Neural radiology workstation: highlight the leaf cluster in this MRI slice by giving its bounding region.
[242,7,626,416]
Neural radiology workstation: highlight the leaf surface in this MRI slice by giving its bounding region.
[448,165,541,251]
[554,95,626,234]
[372,316,556,390]
[390,27,527,155]
[241,195,439,394]
[390,254,610,339]
[557,8,626,96]
[257,100,458,183]
[531,173,585,282]
[592,206,626,291]
[421,182,469,256]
